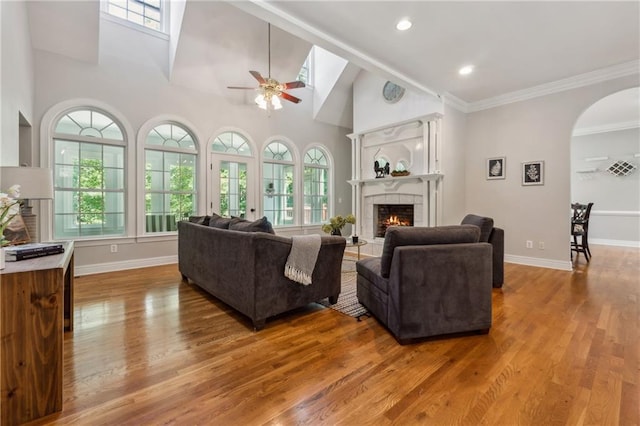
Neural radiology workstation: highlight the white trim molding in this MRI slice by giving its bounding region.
[590,210,640,217]
[468,60,640,112]
[505,254,573,272]
[590,238,640,248]
[442,92,468,113]
[573,120,640,137]
[75,255,178,276]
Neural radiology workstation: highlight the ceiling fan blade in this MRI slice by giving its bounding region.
[249,70,266,84]
[280,92,302,104]
[283,81,305,90]
[227,86,256,90]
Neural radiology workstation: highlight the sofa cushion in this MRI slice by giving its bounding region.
[461,214,494,242]
[189,215,210,226]
[208,213,235,229]
[380,225,481,278]
[229,216,275,234]
[356,257,389,294]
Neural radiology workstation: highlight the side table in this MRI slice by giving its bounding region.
[0,241,74,425]
[346,240,368,260]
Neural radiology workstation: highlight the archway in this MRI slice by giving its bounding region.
[570,87,640,249]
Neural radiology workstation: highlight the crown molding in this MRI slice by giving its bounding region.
[442,92,469,113]
[573,120,640,137]
[467,60,640,112]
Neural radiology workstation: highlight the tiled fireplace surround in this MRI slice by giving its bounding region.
[347,114,443,257]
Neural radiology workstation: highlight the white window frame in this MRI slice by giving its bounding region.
[143,121,199,235]
[207,128,258,220]
[303,145,332,225]
[48,106,130,241]
[262,139,297,227]
[101,0,169,37]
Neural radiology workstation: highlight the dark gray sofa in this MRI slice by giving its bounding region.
[178,220,346,330]
[356,225,493,344]
[461,214,504,288]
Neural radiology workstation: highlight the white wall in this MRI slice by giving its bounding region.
[441,103,468,225]
[0,0,34,167]
[465,75,639,270]
[33,50,352,273]
[353,71,443,134]
[571,127,640,246]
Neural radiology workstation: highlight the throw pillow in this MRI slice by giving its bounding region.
[229,216,275,234]
[208,213,235,229]
[188,215,210,226]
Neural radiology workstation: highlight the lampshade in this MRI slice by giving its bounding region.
[0,166,54,199]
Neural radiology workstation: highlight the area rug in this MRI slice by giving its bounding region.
[318,263,369,319]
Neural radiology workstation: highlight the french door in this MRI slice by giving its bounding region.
[210,154,256,220]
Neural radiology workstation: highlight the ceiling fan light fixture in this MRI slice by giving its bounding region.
[271,95,283,110]
[396,19,412,31]
[255,93,268,110]
[229,23,304,112]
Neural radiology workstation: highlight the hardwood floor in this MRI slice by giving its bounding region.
[27,245,638,425]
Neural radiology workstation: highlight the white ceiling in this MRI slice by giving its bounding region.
[26,1,640,122]
[236,1,640,103]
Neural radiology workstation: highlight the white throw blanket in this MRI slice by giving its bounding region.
[284,234,322,285]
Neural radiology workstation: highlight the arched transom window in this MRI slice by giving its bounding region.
[212,131,252,156]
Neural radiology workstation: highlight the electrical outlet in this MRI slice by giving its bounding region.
[110,244,118,253]
[539,242,545,250]
[526,240,533,249]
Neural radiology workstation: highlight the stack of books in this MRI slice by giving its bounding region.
[4,243,65,262]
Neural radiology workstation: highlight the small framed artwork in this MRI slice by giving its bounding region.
[522,161,544,186]
[486,157,506,180]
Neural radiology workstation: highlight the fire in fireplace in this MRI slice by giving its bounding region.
[375,204,414,237]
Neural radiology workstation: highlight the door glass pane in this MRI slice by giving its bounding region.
[219,161,247,218]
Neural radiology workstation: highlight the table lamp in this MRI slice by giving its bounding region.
[0,166,54,242]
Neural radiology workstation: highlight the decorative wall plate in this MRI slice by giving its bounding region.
[382,81,405,103]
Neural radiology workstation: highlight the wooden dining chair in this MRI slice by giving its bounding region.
[571,202,594,262]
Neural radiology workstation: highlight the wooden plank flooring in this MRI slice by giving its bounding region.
[26,245,639,425]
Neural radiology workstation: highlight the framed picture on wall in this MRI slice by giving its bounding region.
[522,161,544,186]
[486,157,506,180]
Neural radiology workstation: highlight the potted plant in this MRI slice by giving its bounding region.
[322,214,356,236]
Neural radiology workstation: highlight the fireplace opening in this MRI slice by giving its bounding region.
[375,204,414,237]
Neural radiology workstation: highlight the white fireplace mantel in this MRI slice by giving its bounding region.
[347,115,443,240]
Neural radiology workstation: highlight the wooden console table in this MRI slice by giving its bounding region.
[0,241,74,425]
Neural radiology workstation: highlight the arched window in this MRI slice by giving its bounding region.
[144,123,197,233]
[263,141,294,226]
[53,108,126,238]
[303,147,330,224]
[211,131,253,218]
[212,131,252,156]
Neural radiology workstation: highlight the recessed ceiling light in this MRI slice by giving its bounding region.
[459,65,474,76]
[396,19,412,31]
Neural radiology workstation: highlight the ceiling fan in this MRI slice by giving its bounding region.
[227,23,305,110]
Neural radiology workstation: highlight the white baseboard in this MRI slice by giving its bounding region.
[590,238,640,248]
[75,255,178,276]
[505,254,573,271]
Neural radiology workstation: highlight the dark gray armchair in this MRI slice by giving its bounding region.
[461,214,504,288]
[356,225,493,344]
